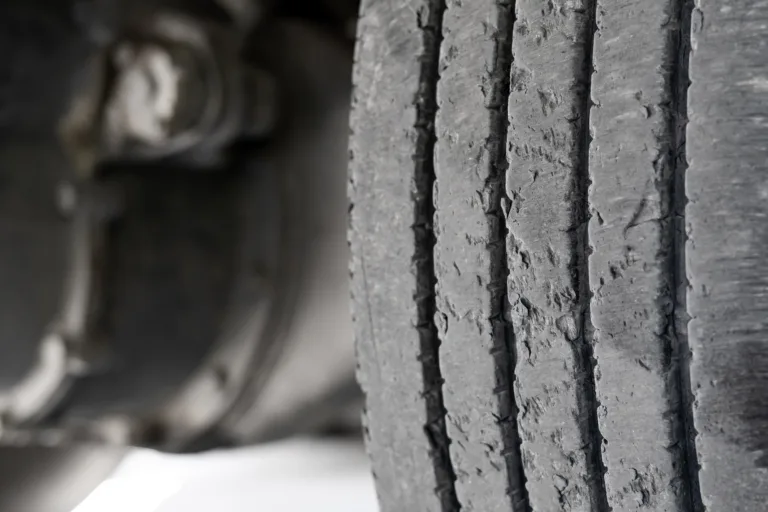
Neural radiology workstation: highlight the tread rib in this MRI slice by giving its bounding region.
[433,0,527,510]
[349,0,458,510]
[687,1,768,510]
[587,0,703,510]
[504,2,608,510]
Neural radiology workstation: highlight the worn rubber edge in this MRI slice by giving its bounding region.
[670,0,704,509]
[487,1,529,508]
[413,0,461,508]
[577,2,611,510]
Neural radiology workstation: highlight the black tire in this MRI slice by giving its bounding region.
[349,1,768,511]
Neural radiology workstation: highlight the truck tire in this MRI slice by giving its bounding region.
[348,1,768,511]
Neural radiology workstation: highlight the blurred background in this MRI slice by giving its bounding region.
[0,439,377,512]
[0,0,376,510]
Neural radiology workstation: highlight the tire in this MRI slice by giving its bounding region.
[348,1,768,511]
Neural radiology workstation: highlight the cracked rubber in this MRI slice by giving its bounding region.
[349,0,768,511]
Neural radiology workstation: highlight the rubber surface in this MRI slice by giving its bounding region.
[350,0,768,511]
[687,2,768,511]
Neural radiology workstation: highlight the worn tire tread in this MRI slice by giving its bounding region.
[350,0,768,511]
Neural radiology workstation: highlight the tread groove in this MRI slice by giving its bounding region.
[413,0,461,509]
[488,1,529,509]
[670,0,703,510]
[578,2,610,511]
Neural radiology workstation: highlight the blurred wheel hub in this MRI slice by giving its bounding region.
[62,9,276,172]
[0,0,358,452]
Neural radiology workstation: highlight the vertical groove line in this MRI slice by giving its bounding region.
[577,2,611,511]
[488,1,529,510]
[670,0,703,510]
[412,0,460,510]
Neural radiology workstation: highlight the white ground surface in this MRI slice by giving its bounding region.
[72,439,378,512]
